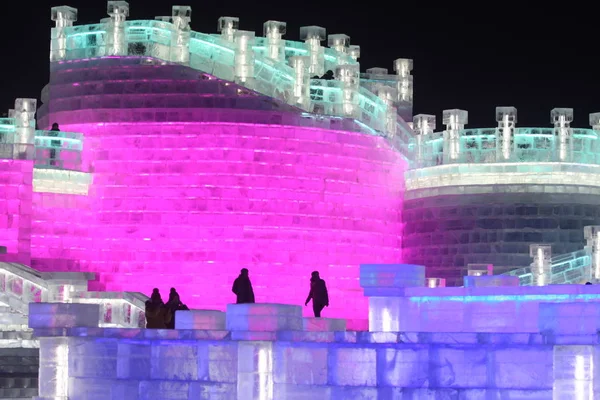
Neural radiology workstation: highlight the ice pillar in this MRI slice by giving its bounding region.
[14,98,37,155]
[263,21,286,63]
[413,114,436,167]
[427,278,446,288]
[359,264,425,332]
[234,30,255,86]
[289,56,310,110]
[553,346,594,399]
[584,225,600,281]
[551,108,574,162]
[590,112,600,131]
[496,106,517,161]
[442,109,468,163]
[348,45,360,61]
[170,6,191,64]
[377,86,398,137]
[328,34,350,54]
[335,64,360,118]
[218,17,239,43]
[50,6,77,62]
[467,263,494,276]
[394,58,413,104]
[299,26,326,77]
[530,244,552,286]
[106,1,129,56]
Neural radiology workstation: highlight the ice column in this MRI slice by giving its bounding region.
[218,17,239,43]
[442,109,468,163]
[238,342,274,400]
[289,56,310,110]
[170,6,191,64]
[394,58,413,104]
[584,225,600,281]
[328,34,350,54]
[413,114,436,167]
[14,98,37,159]
[377,86,398,137]
[348,45,360,61]
[553,346,594,399]
[234,31,255,86]
[299,26,326,77]
[530,244,552,286]
[335,64,360,118]
[263,21,286,63]
[496,106,517,161]
[551,108,574,162]
[590,112,600,131]
[50,6,77,62]
[467,263,494,276]
[106,1,129,56]
[427,278,446,288]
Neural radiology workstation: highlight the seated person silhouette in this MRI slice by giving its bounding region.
[305,271,329,317]
[232,268,255,304]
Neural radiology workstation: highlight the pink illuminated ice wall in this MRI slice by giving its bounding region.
[33,57,407,329]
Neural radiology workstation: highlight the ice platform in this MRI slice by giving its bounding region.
[174,309,226,330]
[303,317,346,331]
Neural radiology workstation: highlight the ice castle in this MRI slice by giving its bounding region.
[2,1,600,399]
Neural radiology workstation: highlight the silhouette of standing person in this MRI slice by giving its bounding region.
[48,122,61,166]
[232,268,255,304]
[305,271,329,317]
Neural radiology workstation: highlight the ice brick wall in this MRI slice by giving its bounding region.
[0,159,33,265]
[30,192,92,273]
[403,192,600,285]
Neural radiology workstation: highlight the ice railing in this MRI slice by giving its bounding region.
[0,117,84,171]
[411,108,600,169]
[50,14,415,155]
[0,262,146,329]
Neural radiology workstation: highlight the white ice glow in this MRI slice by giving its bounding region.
[258,347,273,400]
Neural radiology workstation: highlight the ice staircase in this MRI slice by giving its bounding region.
[0,262,148,399]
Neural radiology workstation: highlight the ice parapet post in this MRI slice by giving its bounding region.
[394,58,413,104]
[442,109,468,163]
[496,106,517,161]
[467,263,493,276]
[299,26,326,77]
[551,107,574,162]
[589,112,600,131]
[233,30,255,86]
[413,114,436,167]
[553,346,594,399]
[170,6,191,64]
[376,85,398,137]
[289,56,310,110]
[584,225,600,281]
[106,1,129,56]
[427,278,446,287]
[348,45,360,61]
[360,264,425,332]
[218,16,239,42]
[14,98,36,160]
[328,34,350,54]
[335,64,360,118]
[530,244,552,286]
[50,6,77,62]
[263,21,286,63]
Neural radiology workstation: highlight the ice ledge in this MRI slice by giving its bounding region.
[33,168,91,195]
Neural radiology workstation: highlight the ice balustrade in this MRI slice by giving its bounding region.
[0,262,145,329]
[50,11,414,154]
[0,118,84,171]
[412,107,600,169]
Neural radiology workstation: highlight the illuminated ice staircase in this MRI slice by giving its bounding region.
[0,262,147,399]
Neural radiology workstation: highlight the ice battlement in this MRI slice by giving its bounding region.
[47,2,414,150]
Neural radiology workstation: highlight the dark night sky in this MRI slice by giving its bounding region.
[2,1,598,128]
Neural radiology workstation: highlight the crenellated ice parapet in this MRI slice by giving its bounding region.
[300,25,326,77]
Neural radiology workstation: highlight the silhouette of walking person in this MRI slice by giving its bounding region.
[305,271,329,317]
[232,268,255,304]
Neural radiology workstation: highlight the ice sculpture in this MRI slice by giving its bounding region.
[327,34,350,54]
[426,277,446,287]
[590,112,600,131]
[14,98,36,161]
[376,86,398,137]
[553,346,594,399]
[289,56,310,109]
[584,225,600,281]
[442,108,468,162]
[348,45,360,61]
[299,26,326,76]
[531,244,552,286]
[496,106,517,161]
[335,64,360,118]
[106,1,130,56]
[413,114,436,166]
[467,263,493,276]
[50,6,77,62]
[263,21,286,63]
[170,6,191,64]
[394,58,413,104]
[233,30,255,85]
[218,16,239,42]
[551,107,574,162]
